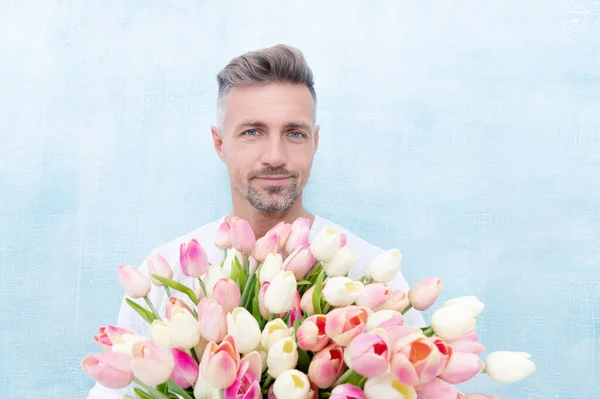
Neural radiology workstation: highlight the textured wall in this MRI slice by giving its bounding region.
[1,1,599,398]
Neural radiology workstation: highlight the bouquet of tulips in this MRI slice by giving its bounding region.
[82,217,535,399]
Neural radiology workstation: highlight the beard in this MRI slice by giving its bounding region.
[245,178,300,213]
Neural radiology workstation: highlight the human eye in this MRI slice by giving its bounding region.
[287,131,307,139]
[241,129,260,137]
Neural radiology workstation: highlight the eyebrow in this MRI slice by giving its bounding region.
[235,120,312,131]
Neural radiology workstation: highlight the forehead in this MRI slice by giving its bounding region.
[221,83,315,130]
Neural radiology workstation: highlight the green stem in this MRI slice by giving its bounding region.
[332,368,355,388]
[133,377,170,399]
[262,375,274,390]
[190,347,199,363]
[124,395,135,399]
[143,296,160,319]
[164,285,172,298]
[197,278,208,298]
[323,303,332,314]
[401,304,413,315]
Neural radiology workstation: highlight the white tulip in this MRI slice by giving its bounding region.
[322,276,364,307]
[364,372,416,399]
[431,304,476,340]
[151,319,172,349]
[169,306,201,349]
[310,226,342,262]
[273,369,310,399]
[259,253,283,284]
[444,295,485,316]
[322,246,358,277]
[261,318,292,351]
[366,310,401,331]
[264,271,297,314]
[267,337,299,378]
[227,307,261,354]
[485,351,536,383]
[110,334,149,358]
[364,249,402,283]
[193,373,221,399]
[221,247,243,277]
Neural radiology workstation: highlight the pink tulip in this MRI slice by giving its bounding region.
[408,276,444,311]
[81,352,134,389]
[297,315,330,352]
[330,384,366,399]
[382,325,422,347]
[170,348,199,389]
[216,222,232,250]
[346,332,390,378]
[230,217,256,254]
[201,335,240,389]
[213,277,242,313]
[179,238,210,277]
[197,298,227,342]
[307,344,346,389]
[285,223,310,254]
[118,265,151,298]
[282,244,316,280]
[292,217,310,230]
[287,307,304,327]
[325,306,369,346]
[259,282,270,319]
[224,351,262,399]
[339,233,347,247]
[166,297,193,320]
[147,252,173,286]
[431,337,454,372]
[93,326,132,351]
[270,221,292,249]
[300,285,317,316]
[130,340,175,386]
[465,394,499,399]
[391,333,442,386]
[417,377,466,399]
[439,352,484,384]
[447,332,485,355]
[355,283,390,310]
[253,229,281,262]
[379,290,410,313]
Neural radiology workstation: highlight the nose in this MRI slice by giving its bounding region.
[260,135,287,168]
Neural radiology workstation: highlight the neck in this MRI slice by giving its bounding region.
[226,190,315,238]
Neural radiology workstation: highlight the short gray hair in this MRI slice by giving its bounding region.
[216,44,317,129]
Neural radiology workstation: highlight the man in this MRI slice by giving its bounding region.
[86,44,424,398]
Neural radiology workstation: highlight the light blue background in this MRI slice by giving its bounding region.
[1,1,599,398]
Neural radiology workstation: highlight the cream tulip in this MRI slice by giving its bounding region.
[322,277,364,307]
[322,246,358,278]
[261,319,292,351]
[364,249,402,283]
[259,253,283,284]
[310,226,342,262]
[169,306,202,350]
[227,307,262,354]
[431,305,476,341]
[444,296,485,317]
[264,271,297,314]
[273,369,310,399]
[267,337,299,378]
[363,372,416,399]
[484,351,536,383]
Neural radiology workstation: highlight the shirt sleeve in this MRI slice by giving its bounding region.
[85,255,166,398]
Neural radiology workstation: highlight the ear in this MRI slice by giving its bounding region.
[313,125,320,154]
[211,126,227,162]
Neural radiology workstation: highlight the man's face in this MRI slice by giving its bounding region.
[212,83,319,213]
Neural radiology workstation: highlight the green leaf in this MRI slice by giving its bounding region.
[252,278,263,328]
[241,273,257,309]
[232,255,247,288]
[167,379,195,399]
[296,280,313,286]
[157,382,168,393]
[126,298,157,324]
[346,371,364,386]
[134,388,155,399]
[151,274,199,305]
[297,347,311,373]
[312,271,324,314]
[293,317,302,336]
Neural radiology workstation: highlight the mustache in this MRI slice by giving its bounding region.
[248,167,298,180]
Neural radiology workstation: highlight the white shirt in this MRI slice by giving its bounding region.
[86,215,425,398]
